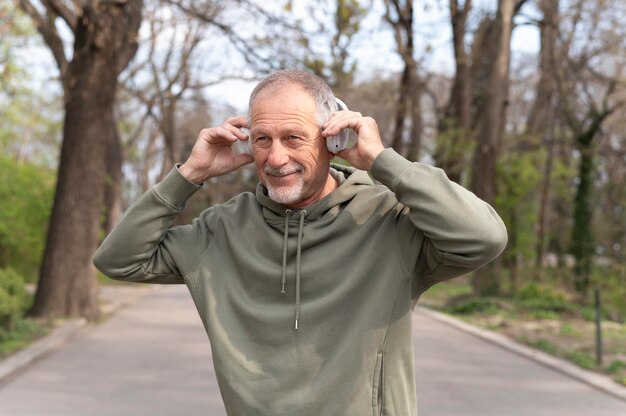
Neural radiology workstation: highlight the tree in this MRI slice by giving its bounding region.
[469,0,528,296]
[18,0,143,320]
[550,0,626,295]
[304,0,368,94]
[527,0,559,273]
[434,0,473,183]
[383,0,422,160]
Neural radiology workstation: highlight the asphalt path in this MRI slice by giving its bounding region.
[0,285,625,416]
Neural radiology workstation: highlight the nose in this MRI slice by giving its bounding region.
[266,140,290,168]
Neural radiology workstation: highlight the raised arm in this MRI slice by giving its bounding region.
[93,117,254,283]
[322,110,507,288]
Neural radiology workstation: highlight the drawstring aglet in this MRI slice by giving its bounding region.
[281,283,286,294]
[295,319,299,330]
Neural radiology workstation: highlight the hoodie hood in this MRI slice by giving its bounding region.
[254,163,373,329]
[255,163,373,224]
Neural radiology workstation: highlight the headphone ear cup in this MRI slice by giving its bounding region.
[240,128,253,156]
[326,98,350,153]
[326,129,349,153]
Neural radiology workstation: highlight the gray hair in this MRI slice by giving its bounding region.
[247,69,337,126]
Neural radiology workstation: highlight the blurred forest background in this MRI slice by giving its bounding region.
[0,0,625,381]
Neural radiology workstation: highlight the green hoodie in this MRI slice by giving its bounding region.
[93,149,507,415]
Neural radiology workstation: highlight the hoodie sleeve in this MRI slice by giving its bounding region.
[93,166,212,284]
[370,148,508,291]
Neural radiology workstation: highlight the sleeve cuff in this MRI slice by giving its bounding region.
[153,165,202,211]
[370,148,414,192]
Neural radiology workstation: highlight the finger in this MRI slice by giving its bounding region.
[222,123,249,141]
[225,116,248,128]
[322,113,356,137]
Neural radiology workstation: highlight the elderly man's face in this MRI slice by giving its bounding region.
[249,85,334,208]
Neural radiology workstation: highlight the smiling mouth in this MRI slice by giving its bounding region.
[264,165,303,178]
[270,171,299,177]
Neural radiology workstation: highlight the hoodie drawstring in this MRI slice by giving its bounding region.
[279,209,306,330]
[280,210,291,294]
[294,210,306,330]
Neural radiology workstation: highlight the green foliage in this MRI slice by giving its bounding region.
[0,156,55,280]
[590,265,626,322]
[448,297,501,315]
[434,124,475,185]
[559,322,578,336]
[515,283,573,316]
[530,338,559,355]
[605,360,626,374]
[0,268,31,331]
[496,136,543,262]
[421,278,473,307]
[566,350,596,369]
[0,318,47,359]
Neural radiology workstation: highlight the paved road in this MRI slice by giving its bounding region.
[1,285,625,415]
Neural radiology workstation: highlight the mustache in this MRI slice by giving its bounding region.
[264,164,304,176]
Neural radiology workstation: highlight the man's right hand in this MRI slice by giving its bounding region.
[179,116,254,184]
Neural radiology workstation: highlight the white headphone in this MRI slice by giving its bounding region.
[326,98,350,153]
[239,97,349,155]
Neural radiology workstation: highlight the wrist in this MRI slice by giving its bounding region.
[365,146,385,171]
[179,162,209,185]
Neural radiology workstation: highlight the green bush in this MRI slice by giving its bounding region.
[530,338,559,355]
[605,360,626,374]
[449,298,501,315]
[0,268,31,331]
[0,318,47,357]
[515,282,558,301]
[515,283,573,315]
[566,350,596,370]
[591,265,626,322]
[0,156,54,281]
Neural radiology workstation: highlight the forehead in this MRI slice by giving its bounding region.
[249,85,318,128]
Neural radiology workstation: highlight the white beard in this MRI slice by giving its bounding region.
[266,175,304,205]
[264,163,305,205]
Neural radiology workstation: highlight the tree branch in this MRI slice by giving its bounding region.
[163,0,275,69]
[44,0,77,31]
[18,0,68,80]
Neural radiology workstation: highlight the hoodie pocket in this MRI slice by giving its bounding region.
[372,352,384,416]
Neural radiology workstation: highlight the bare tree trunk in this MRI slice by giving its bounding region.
[470,0,523,296]
[104,127,123,234]
[28,1,143,320]
[159,98,178,180]
[535,136,555,272]
[528,0,559,274]
[384,0,416,156]
[407,75,422,162]
[435,0,472,183]
[139,127,160,192]
[391,63,412,153]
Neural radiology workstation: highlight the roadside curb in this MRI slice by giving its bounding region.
[0,318,87,382]
[417,306,626,402]
[0,285,158,384]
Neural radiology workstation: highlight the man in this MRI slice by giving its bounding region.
[94,69,507,415]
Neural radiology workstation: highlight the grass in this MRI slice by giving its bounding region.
[0,318,49,359]
[420,276,626,386]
